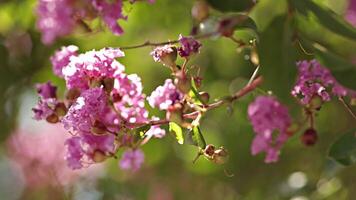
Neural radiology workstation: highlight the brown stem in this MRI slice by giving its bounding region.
[133,76,263,127]
[120,32,218,50]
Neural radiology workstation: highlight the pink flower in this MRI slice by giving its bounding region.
[112,74,149,125]
[150,45,177,66]
[50,45,79,77]
[92,0,126,35]
[62,47,125,90]
[62,87,107,133]
[346,0,356,26]
[65,134,116,169]
[178,34,202,58]
[6,125,79,187]
[36,81,57,99]
[147,79,183,110]
[248,96,291,163]
[119,149,144,171]
[292,60,356,105]
[32,98,58,120]
[36,0,75,44]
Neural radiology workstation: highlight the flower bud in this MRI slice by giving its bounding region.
[301,128,318,146]
[55,102,67,117]
[308,95,323,110]
[193,76,203,88]
[175,71,191,94]
[191,0,209,22]
[199,92,210,104]
[103,78,115,93]
[91,120,107,135]
[66,88,81,101]
[92,150,107,163]
[250,49,259,66]
[218,18,235,37]
[203,144,215,157]
[46,113,59,123]
[112,93,123,102]
[166,103,183,124]
[212,147,229,165]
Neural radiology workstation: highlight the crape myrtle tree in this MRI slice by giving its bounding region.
[10,0,356,171]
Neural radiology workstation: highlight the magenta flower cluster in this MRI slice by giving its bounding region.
[292,59,356,105]
[147,79,183,110]
[248,96,292,163]
[36,0,155,44]
[33,45,173,170]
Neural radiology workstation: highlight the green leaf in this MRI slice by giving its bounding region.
[191,126,207,149]
[289,0,356,40]
[169,122,184,144]
[135,124,151,137]
[206,0,255,12]
[257,15,297,102]
[329,130,356,166]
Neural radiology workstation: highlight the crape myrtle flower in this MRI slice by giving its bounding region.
[248,96,292,163]
[92,0,126,35]
[36,0,75,44]
[62,87,107,133]
[177,34,202,58]
[346,0,356,26]
[33,82,61,122]
[65,133,116,169]
[292,59,356,105]
[62,47,125,90]
[50,45,79,77]
[112,74,149,125]
[36,0,155,44]
[150,45,177,67]
[119,149,145,171]
[6,125,83,187]
[147,79,183,110]
[36,81,57,99]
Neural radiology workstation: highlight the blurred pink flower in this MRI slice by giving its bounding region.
[248,96,291,163]
[6,125,79,188]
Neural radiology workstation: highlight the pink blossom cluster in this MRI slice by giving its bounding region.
[6,125,81,187]
[178,34,202,58]
[36,0,155,44]
[292,59,356,105]
[147,79,183,110]
[248,96,292,163]
[33,46,167,170]
[346,0,356,26]
[32,81,59,121]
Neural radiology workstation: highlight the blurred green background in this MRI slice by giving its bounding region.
[0,0,356,199]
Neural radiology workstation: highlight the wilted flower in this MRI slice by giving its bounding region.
[150,45,177,67]
[178,34,202,58]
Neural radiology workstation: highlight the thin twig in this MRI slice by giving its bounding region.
[247,65,259,85]
[339,97,356,121]
[120,32,218,50]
